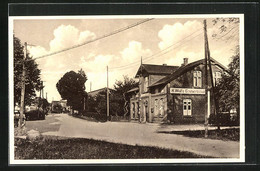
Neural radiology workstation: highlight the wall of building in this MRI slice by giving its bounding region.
[166,63,220,124]
[130,63,223,124]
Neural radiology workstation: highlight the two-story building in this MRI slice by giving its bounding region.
[127,57,226,124]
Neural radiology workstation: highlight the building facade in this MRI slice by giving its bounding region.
[127,58,226,124]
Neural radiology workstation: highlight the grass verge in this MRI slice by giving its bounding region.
[14,137,210,159]
[159,128,239,141]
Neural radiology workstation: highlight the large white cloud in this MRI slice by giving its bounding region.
[156,20,238,67]
[158,20,203,50]
[28,24,97,101]
[120,41,152,63]
[80,54,114,72]
[49,25,96,52]
[80,40,151,92]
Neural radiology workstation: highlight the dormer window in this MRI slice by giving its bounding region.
[214,71,222,85]
[193,71,202,87]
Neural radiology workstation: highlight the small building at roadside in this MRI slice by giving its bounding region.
[88,87,115,98]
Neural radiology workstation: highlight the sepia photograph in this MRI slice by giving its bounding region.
[9,14,244,164]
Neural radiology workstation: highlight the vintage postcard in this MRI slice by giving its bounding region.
[9,14,244,164]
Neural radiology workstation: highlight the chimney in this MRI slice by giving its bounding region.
[183,58,188,66]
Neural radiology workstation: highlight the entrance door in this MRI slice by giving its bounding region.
[183,99,192,116]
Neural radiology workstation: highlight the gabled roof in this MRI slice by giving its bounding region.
[148,58,227,88]
[126,87,139,94]
[135,64,179,78]
[88,87,115,96]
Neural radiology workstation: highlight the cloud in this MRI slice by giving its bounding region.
[156,20,238,67]
[120,41,152,63]
[81,40,151,92]
[27,24,97,101]
[49,25,96,52]
[80,54,114,72]
[165,50,204,66]
[158,20,203,50]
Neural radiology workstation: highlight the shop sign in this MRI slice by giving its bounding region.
[170,88,205,95]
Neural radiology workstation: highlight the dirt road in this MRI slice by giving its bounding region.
[29,114,240,158]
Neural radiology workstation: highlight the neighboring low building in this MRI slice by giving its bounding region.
[51,101,62,113]
[88,87,115,98]
[127,58,227,124]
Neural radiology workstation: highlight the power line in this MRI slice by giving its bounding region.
[113,32,203,71]
[115,32,203,71]
[144,32,203,63]
[26,18,154,62]
[110,29,203,71]
[110,28,202,70]
[215,26,239,41]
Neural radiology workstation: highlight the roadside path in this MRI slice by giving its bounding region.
[43,114,240,158]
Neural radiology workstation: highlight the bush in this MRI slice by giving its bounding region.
[209,113,239,126]
[82,110,107,122]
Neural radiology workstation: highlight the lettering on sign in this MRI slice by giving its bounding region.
[170,88,205,95]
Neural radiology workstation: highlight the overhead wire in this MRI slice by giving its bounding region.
[215,26,239,41]
[116,32,203,71]
[25,18,154,62]
[110,29,203,71]
[110,27,202,70]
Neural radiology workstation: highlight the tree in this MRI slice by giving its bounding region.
[210,18,240,125]
[212,17,240,42]
[110,75,138,116]
[56,69,87,113]
[215,46,240,123]
[13,35,42,106]
[86,75,138,118]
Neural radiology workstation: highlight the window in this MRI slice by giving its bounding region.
[214,71,222,85]
[144,76,148,92]
[193,71,202,87]
[183,99,192,116]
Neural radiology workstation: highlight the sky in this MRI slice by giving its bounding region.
[12,16,240,102]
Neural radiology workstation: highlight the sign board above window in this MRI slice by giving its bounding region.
[170,88,205,95]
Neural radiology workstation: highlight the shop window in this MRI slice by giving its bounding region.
[183,99,192,116]
[214,71,222,85]
[193,71,202,87]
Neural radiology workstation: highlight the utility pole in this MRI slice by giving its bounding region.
[139,57,143,123]
[38,81,43,118]
[107,66,109,120]
[204,20,209,138]
[90,82,92,92]
[46,92,48,101]
[207,39,220,130]
[19,42,27,128]
[42,83,44,99]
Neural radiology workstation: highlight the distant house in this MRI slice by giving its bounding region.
[127,58,227,124]
[51,101,62,113]
[60,99,70,112]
